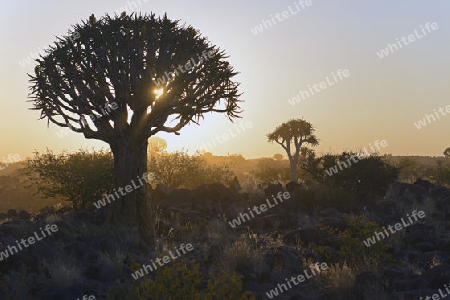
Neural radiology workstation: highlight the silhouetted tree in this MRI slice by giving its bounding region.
[444,147,450,158]
[267,119,319,182]
[28,13,241,240]
[302,152,399,202]
[25,149,114,209]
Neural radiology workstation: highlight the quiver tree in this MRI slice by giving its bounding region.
[28,13,242,240]
[267,119,318,182]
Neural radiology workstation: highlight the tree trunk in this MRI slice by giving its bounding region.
[289,156,299,182]
[107,139,153,242]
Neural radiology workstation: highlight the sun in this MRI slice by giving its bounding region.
[154,88,164,99]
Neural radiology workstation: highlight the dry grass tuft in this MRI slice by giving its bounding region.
[319,262,356,293]
[45,256,83,289]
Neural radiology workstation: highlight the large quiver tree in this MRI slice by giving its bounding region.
[28,13,242,240]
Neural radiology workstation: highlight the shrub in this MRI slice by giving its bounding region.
[252,157,290,183]
[46,256,83,290]
[433,160,450,186]
[395,156,419,182]
[253,165,290,183]
[212,234,264,276]
[303,152,399,204]
[25,148,114,209]
[107,259,255,300]
[148,150,235,188]
[312,214,396,271]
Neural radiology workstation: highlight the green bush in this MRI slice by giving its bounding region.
[25,148,114,209]
[253,165,290,183]
[303,152,399,203]
[107,259,255,300]
[312,214,396,270]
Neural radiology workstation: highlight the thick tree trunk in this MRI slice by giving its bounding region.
[107,139,153,242]
[289,156,299,182]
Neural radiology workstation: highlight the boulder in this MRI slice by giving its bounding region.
[298,227,327,245]
[320,217,348,231]
[264,183,283,197]
[286,181,303,192]
[152,183,173,200]
[355,271,387,298]
[18,210,31,220]
[319,207,342,218]
[170,188,194,203]
[387,182,427,200]
[207,182,240,203]
[430,185,447,198]
[192,184,209,199]
[267,245,303,275]
[283,229,302,245]
[7,209,17,218]
[414,178,433,190]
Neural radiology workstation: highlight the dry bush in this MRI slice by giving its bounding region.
[98,248,126,273]
[45,256,83,289]
[212,234,264,276]
[318,262,356,294]
[206,216,235,246]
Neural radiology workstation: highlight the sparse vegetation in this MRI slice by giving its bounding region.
[148,150,235,188]
[303,152,399,204]
[2,149,450,299]
[25,148,114,209]
[107,259,255,300]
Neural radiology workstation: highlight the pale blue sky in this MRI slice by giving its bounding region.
[1,0,449,160]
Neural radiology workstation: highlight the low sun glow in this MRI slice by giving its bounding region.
[154,88,164,99]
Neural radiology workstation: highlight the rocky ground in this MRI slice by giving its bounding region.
[0,179,450,299]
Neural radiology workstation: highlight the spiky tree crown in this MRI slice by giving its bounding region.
[29,13,242,143]
[267,118,319,152]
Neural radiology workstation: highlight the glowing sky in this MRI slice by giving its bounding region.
[1,0,449,160]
